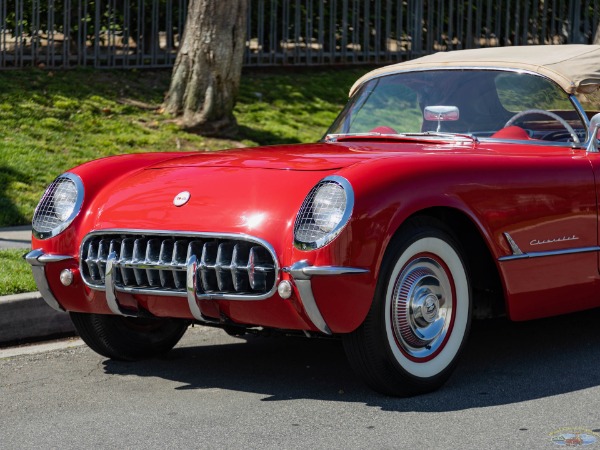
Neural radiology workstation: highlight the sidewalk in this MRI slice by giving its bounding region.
[0,226,75,346]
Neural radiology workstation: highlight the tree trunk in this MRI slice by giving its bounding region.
[163,0,248,136]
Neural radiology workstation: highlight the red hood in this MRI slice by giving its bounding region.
[149,140,480,171]
[79,140,479,249]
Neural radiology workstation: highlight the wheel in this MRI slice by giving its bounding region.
[70,312,189,361]
[504,109,580,143]
[343,217,471,396]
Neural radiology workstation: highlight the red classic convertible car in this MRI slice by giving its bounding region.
[27,45,600,396]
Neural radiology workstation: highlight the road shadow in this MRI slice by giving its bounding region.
[102,308,600,412]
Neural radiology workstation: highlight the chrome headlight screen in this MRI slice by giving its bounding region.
[294,176,353,250]
[32,173,84,239]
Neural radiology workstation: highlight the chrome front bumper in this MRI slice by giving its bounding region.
[25,249,71,312]
[26,250,368,335]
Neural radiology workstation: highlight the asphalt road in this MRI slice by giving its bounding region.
[2,311,600,449]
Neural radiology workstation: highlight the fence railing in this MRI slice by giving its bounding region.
[1,0,599,69]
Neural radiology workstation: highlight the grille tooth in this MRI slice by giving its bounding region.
[158,239,175,289]
[216,243,234,291]
[85,240,101,282]
[108,239,122,284]
[81,233,277,298]
[200,242,218,292]
[97,239,112,282]
[146,239,162,287]
[132,238,149,286]
[248,246,275,291]
[172,240,189,289]
[120,238,136,286]
[231,243,250,292]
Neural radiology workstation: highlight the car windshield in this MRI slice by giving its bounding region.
[326,69,588,143]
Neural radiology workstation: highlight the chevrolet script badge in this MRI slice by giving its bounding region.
[173,191,191,207]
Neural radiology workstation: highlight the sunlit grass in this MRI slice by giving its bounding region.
[0,249,36,296]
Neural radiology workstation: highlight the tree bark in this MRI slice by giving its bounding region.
[163,0,248,137]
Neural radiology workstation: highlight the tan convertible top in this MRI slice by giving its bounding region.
[350,45,600,96]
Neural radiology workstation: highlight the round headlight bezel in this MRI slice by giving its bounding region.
[294,175,354,250]
[32,172,84,240]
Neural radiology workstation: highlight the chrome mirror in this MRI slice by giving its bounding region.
[587,113,600,153]
[424,106,460,132]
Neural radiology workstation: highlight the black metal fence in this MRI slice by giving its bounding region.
[1,0,599,69]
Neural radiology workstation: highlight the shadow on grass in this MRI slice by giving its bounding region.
[0,166,28,226]
[236,124,303,146]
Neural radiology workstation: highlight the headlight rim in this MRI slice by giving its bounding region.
[294,175,354,250]
[32,172,84,240]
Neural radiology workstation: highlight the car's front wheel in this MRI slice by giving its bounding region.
[70,312,189,361]
[343,218,472,396]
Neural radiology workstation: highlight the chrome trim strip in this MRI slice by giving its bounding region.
[503,232,523,256]
[24,249,68,312]
[283,260,369,335]
[498,246,600,262]
[285,264,370,279]
[80,229,280,301]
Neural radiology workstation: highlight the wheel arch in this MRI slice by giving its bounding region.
[387,207,506,320]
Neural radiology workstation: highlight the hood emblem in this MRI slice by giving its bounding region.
[173,191,191,207]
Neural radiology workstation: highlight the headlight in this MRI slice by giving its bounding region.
[294,176,354,250]
[32,173,84,239]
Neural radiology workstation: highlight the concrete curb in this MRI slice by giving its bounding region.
[0,291,76,346]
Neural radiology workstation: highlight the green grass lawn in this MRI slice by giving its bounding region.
[0,66,369,294]
[0,249,36,295]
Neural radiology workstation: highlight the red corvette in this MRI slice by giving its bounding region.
[27,45,600,396]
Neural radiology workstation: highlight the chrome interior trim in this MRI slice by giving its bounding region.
[80,229,280,301]
[283,260,369,335]
[503,232,523,256]
[498,246,600,262]
[24,249,68,312]
[585,112,600,153]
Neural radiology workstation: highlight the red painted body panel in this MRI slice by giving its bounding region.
[32,138,600,332]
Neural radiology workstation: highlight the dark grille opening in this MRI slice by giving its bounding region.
[81,233,277,297]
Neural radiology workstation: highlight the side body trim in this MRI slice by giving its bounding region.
[498,246,600,261]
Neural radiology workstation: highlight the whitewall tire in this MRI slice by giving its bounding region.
[343,217,472,396]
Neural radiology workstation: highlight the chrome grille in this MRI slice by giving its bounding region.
[81,232,277,298]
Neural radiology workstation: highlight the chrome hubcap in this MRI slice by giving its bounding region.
[391,257,453,358]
